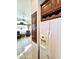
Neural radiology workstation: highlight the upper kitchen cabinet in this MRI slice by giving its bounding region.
[51,0,61,7]
[41,0,52,16]
[41,0,61,21]
[50,0,56,8]
[56,0,61,7]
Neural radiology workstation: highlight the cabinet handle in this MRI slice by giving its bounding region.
[42,36,44,38]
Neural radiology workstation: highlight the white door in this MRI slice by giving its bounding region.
[40,21,50,59]
[49,18,61,59]
[40,18,61,59]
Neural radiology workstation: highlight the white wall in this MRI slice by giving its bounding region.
[31,0,45,13]
[31,0,38,14]
[17,0,31,23]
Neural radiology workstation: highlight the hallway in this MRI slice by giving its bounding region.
[17,35,32,56]
[17,0,61,59]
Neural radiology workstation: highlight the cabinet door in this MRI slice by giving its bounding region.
[49,18,61,59]
[41,1,52,15]
[50,0,61,8]
[40,47,49,59]
[56,0,61,7]
[32,12,37,43]
[50,0,56,8]
[40,21,50,59]
[40,21,49,48]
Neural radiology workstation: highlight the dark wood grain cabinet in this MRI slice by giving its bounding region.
[32,12,37,43]
[41,1,52,15]
[41,0,61,21]
[51,0,56,8]
[56,0,61,7]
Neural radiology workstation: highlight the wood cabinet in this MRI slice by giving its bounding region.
[51,0,61,7]
[32,12,37,43]
[50,0,56,8]
[41,0,61,21]
[56,0,61,7]
[41,1,52,16]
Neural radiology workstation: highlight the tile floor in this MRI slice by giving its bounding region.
[17,35,32,56]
